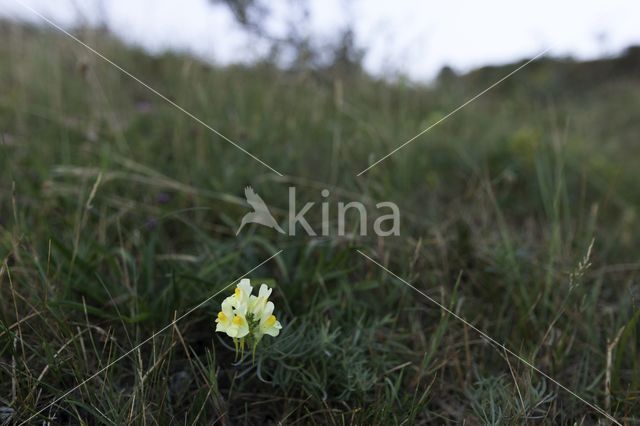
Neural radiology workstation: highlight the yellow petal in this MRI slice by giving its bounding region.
[265,315,277,327]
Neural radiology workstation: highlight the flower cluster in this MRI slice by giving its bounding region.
[215,279,282,357]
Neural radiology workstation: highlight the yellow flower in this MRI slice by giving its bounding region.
[215,279,282,358]
[257,301,282,337]
[214,297,234,334]
[249,283,272,317]
[226,312,249,338]
[234,278,253,306]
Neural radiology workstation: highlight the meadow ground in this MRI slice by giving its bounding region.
[1,23,640,424]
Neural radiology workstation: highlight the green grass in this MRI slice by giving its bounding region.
[1,22,640,424]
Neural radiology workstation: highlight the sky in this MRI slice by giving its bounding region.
[1,0,639,80]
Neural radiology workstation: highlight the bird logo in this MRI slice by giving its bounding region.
[236,186,285,235]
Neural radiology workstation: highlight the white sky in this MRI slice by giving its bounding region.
[1,0,639,80]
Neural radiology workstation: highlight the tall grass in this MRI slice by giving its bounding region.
[1,22,639,423]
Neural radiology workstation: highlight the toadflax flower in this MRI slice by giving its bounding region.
[215,278,282,359]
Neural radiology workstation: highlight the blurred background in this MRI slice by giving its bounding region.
[1,1,640,424]
[2,0,640,80]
